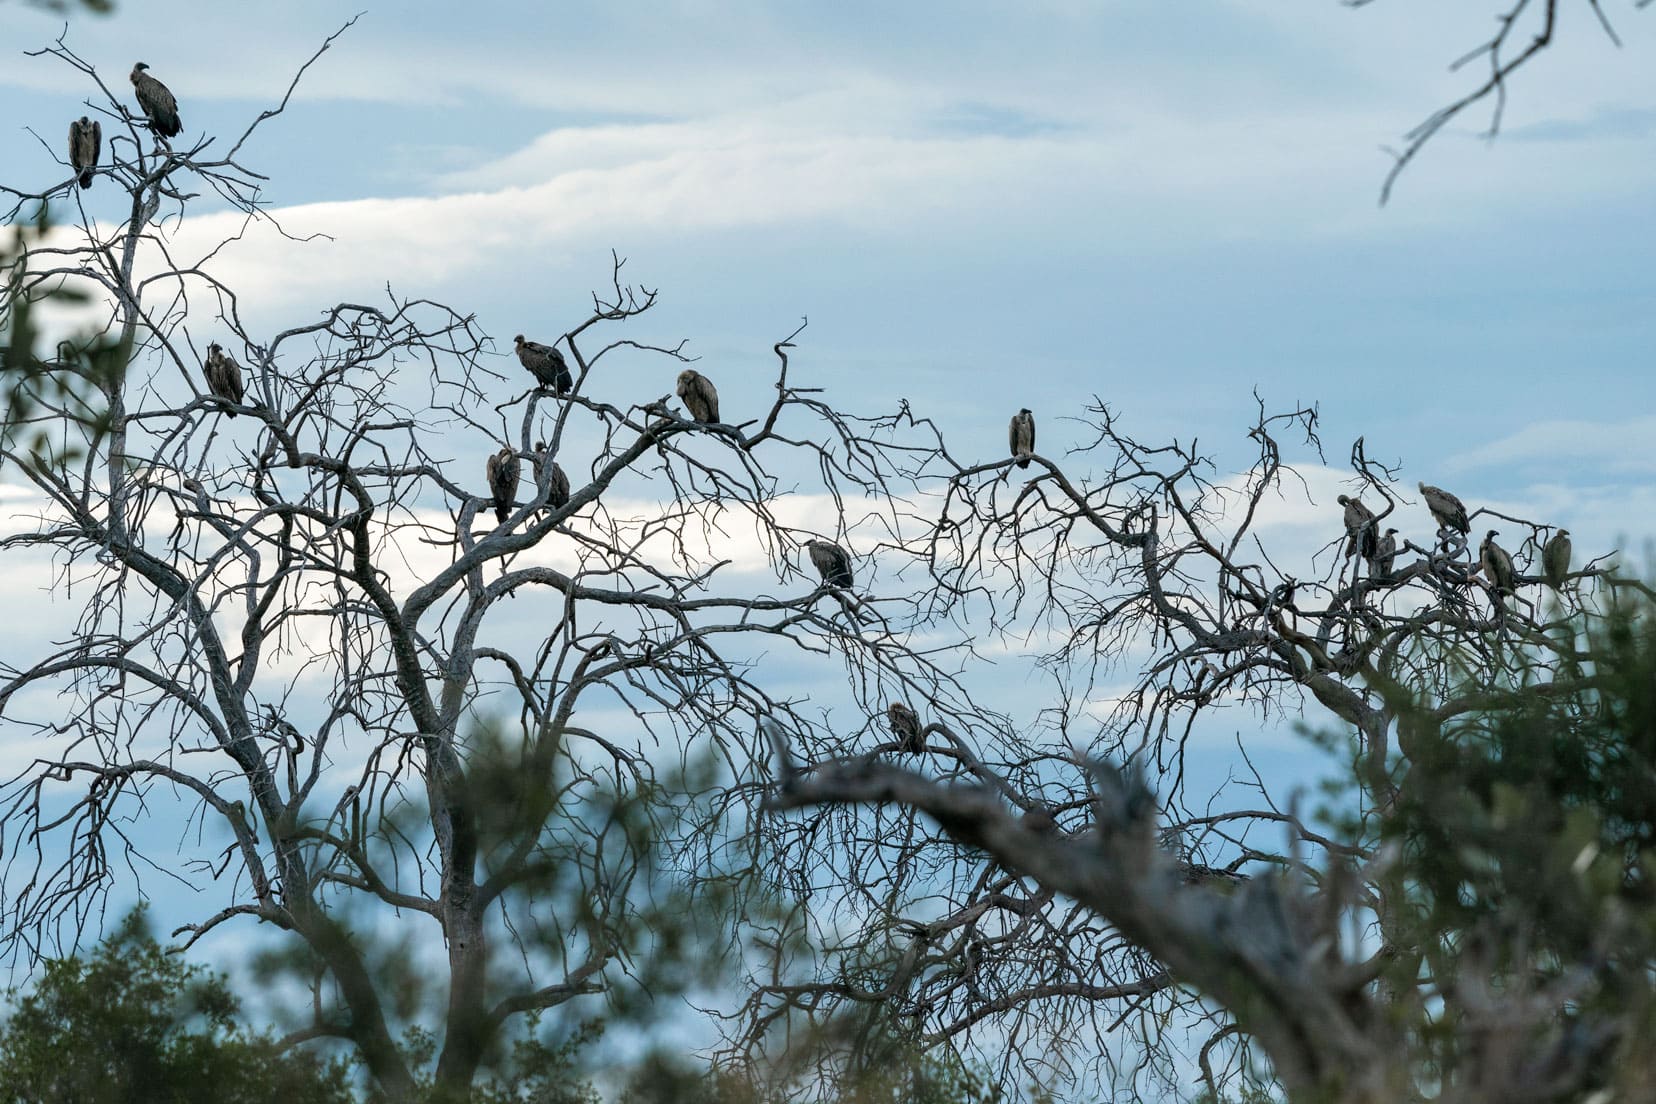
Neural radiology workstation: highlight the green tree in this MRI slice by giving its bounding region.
[773,588,1656,1102]
[0,210,121,468]
[0,907,353,1104]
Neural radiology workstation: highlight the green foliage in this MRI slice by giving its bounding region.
[613,1041,1012,1104]
[0,907,354,1104]
[468,1017,603,1104]
[361,1018,601,1104]
[0,208,122,471]
[1369,591,1656,1095]
[7,0,115,12]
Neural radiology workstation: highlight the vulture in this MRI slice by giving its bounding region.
[1480,530,1517,597]
[514,335,571,394]
[203,343,245,414]
[1009,408,1035,469]
[1542,529,1572,591]
[485,446,520,525]
[1371,527,1399,579]
[1419,481,1470,536]
[806,539,853,589]
[886,702,923,754]
[676,368,720,424]
[129,63,181,139]
[68,116,100,189]
[1021,806,1058,834]
[533,441,571,510]
[1337,495,1378,559]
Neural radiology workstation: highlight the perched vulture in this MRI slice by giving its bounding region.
[806,539,853,588]
[1419,481,1470,536]
[1009,408,1035,469]
[1371,527,1399,579]
[533,441,572,510]
[1337,495,1378,559]
[68,116,100,189]
[485,446,520,525]
[129,63,181,138]
[1479,530,1517,596]
[514,335,571,394]
[676,369,720,424]
[886,702,923,754]
[203,343,244,415]
[1542,529,1572,591]
[1021,806,1058,834]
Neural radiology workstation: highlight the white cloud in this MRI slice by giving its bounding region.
[1446,416,1656,476]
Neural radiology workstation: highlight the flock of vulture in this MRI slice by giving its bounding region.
[71,61,878,597]
[85,64,1569,762]
[1338,482,1571,598]
[64,63,181,190]
[878,481,1575,758]
[503,334,864,589]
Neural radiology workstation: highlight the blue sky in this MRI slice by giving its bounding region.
[5,1,1652,497]
[2,0,1655,1080]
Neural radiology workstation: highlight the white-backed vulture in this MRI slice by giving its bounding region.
[1337,494,1378,559]
[1542,529,1572,591]
[886,702,923,754]
[1021,806,1058,834]
[1480,530,1516,596]
[129,63,181,138]
[806,539,853,588]
[1371,527,1399,579]
[533,441,572,510]
[676,369,719,424]
[1419,481,1470,535]
[485,446,520,525]
[514,335,571,394]
[1009,408,1035,469]
[204,343,244,415]
[68,116,100,189]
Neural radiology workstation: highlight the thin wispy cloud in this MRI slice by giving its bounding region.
[1446,416,1656,477]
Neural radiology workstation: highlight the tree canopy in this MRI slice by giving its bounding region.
[0,907,354,1104]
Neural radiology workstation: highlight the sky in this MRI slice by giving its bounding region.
[2,0,1655,1086]
[4,0,1653,487]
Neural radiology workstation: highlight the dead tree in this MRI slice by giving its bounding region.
[0,29,980,1100]
[4,20,1638,1104]
[741,397,1619,1100]
[1356,0,1650,203]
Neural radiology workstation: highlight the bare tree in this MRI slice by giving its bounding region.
[1360,0,1653,202]
[746,397,1639,1100]
[0,28,987,1101]
[4,18,1648,1104]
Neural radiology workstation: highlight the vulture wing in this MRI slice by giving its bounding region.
[548,461,571,510]
[486,449,520,525]
[132,68,182,138]
[69,118,101,188]
[1542,532,1571,590]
